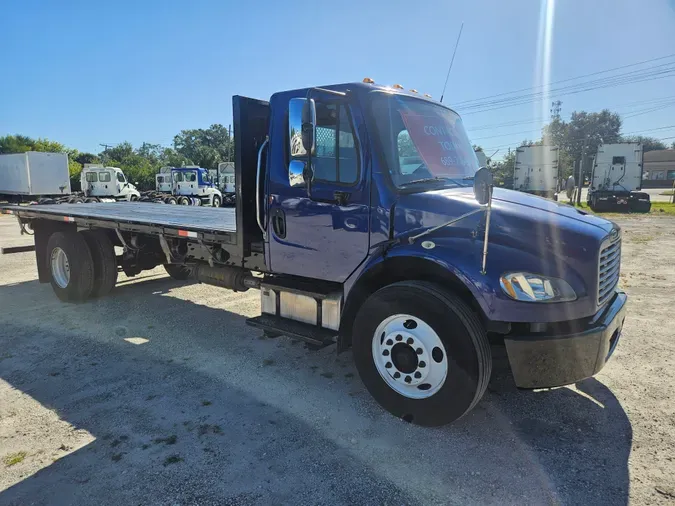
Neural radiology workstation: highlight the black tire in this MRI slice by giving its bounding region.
[179,196,190,205]
[129,194,139,202]
[352,281,491,426]
[46,231,95,302]
[164,264,193,280]
[166,196,177,205]
[81,230,118,297]
[72,197,85,204]
[212,194,221,207]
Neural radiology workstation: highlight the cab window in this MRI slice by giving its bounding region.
[185,172,197,182]
[99,172,111,182]
[117,172,126,183]
[313,103,359,185]
[85,172,98,182]
[173,172,183,182]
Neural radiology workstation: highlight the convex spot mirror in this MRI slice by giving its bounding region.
[473,167,494,205]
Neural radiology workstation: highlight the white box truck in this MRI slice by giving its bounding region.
[587,143,650,212]
[513,145,559,199]
[0,152,71,202]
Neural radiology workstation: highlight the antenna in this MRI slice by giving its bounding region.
[440,22,464,103]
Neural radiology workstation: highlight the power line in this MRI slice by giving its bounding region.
[453,53,675,107]
[456,63,675,114]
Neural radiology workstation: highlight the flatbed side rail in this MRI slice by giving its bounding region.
[0,206,237,246]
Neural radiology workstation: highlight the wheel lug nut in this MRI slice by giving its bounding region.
[419,361,426,368]
[385,362,392,369]
[406,338,414,345]
[414,371,422,379]
[386,339,393,346]
[393,372,401,379]
[382,349,389,356]
[404,376,411,383]
[395,334,402,341]
[416,348,423,355]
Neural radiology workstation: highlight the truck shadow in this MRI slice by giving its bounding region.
[0,277,631,505]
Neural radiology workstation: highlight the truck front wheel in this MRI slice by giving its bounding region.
[46,231,95,302]
[352,281,491,426]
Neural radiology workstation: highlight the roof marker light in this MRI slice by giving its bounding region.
[392,84,404,90]
[409,89,419,94]
[363,77,375,84]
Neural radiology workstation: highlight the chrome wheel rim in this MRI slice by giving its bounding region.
[50,247,70,289]
[372,314,448,399]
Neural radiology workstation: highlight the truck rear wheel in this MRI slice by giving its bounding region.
[46,231,95,302]
[212,194,221,207]
[81,230,118,297]
[352,281,491,426]
[178,196,190,205]
[164,264,193,280]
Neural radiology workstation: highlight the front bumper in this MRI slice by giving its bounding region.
[504,291,627,388]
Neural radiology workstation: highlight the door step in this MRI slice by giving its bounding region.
[246,314,337,350]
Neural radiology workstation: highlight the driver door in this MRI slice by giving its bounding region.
[267,97,370,282]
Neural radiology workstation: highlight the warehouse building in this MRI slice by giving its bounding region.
[642,149,675,188]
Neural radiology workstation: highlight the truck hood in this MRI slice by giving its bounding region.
[394,187,614,236]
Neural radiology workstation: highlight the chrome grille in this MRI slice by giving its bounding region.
[598,234,621,306]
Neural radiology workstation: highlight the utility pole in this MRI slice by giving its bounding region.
[576,144,585,206]
[228,124,232,162]
[99,143,114,151]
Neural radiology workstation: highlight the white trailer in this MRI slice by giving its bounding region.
[513,146,559,199]
[216,162,235,205]
[587,143,650,212]
[0,152,71,202]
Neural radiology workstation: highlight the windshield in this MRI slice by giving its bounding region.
[371,93,479,189]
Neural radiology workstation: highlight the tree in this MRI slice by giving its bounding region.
[621,135,666,152]
[0,134,35,154]
[173,124,233,169]
[73,152,101,166]
[543,110,622,178]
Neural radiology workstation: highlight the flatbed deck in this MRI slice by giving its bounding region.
[1,202,237,242]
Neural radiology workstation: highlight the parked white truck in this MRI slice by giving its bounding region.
[215,162,235,205]
[587,143,650,212]
[0,152,71,202]
[513,145,559,200]
[80,166,141,202]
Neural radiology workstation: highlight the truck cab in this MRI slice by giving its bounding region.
[3,80,628,426]
[588,143,651,212]
[155,169,174,193]
[81,166,140,201]
[171,167,222,207]
[216,162,236,205]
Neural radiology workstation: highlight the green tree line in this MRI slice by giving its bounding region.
[0,125,234,191]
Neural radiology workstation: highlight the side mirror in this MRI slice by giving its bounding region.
[289,97,316,157]
[473,167,493,205]
[289,160,306,188]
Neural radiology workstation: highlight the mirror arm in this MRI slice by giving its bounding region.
[405,208,484,245]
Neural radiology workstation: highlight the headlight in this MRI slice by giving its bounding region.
[500,272,576,303]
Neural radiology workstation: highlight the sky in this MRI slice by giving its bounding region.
[1,0,675,159]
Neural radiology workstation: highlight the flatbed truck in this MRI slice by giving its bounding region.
[1,81,627,426]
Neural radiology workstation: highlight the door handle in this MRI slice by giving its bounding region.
[271,208,286,238]
[334,191,350,206]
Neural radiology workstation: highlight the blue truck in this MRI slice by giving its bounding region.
[1,80,627,426]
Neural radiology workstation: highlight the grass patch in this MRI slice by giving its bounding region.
[262,358,275,366]
[571,201,675,216]
[153,435,177,445]
[659,190,675,196]
[629,235,654,244]
[3,451,27,467]
[201,400,212,406]
[163,454,183,466]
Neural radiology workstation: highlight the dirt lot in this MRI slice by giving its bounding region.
[0,213,674,505]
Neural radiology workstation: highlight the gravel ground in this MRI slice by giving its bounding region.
[0,213,674,505]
